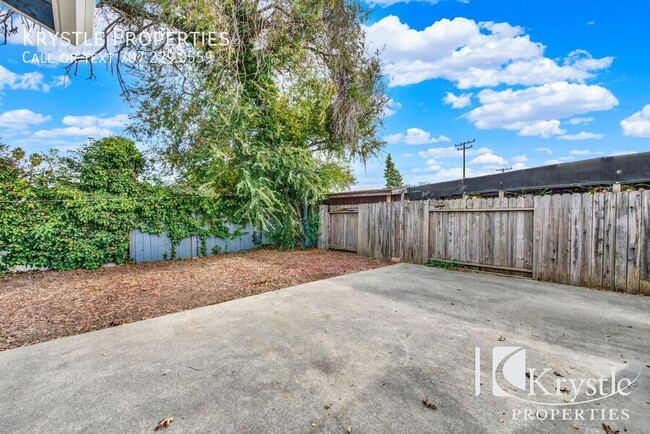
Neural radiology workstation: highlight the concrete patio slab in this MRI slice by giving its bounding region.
[0,264,648,433]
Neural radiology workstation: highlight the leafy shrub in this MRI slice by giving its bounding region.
[426,259,459,270]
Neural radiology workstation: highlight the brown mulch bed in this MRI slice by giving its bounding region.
[0,248,386,351]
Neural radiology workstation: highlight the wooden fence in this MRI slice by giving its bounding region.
[318,191,650,295]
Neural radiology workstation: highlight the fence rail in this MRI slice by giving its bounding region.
[318,191,650,294]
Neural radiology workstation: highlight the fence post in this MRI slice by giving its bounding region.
[641,190,650,295]
[318,205,329,249]
[422,200,430,264]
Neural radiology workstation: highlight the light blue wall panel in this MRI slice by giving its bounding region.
[130,223,262,263]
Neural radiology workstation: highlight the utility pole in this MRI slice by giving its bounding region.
[454,139,475,186]
[495,167,512,174]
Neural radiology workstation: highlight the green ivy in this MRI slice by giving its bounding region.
[0,138,242,271]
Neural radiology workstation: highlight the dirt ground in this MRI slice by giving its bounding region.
[0,248,386,351]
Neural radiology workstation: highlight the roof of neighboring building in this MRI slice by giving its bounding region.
[327,188,407,199]
[408,151,650,200]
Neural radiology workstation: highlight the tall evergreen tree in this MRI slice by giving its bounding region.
[384,154,404,189]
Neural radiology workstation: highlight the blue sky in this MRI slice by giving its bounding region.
[1,0,649,189]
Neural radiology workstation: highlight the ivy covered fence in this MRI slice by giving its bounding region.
[0,136,249,271]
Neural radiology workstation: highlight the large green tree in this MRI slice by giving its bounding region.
[1,0,388,246]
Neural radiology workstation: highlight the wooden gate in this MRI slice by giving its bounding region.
[322,207,358,251]
[428,197,535,274]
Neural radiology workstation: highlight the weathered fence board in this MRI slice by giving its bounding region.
[602,193,616,289]
[318,205,330,249]
[627,191,641,294]
[319,190,649,293]
[524,196,535,271]
[614,192,629,291]
[591,193,605,289]
[540,195,553,281]
[641,191,650,295]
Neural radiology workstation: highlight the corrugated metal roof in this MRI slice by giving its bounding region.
[408,151,650,200]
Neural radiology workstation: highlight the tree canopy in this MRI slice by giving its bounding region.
[1,0,388,246]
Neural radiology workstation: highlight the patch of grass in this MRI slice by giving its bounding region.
[426,259,458,270]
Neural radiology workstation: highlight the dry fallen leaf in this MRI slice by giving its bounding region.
[560,386,570,394]
[602,423,619,434]
[422,399,437,410]
[155,417,174,431]
[0,249,385,352]
[498,335,506,342]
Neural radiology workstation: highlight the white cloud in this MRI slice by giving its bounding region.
[546,156,575,164]
[535,147,553,155]
[425,166,491,181]
[0,109,51,130]
[411,151,523,182]
[31,113,129,139]
[62,114,129,129]
[621,105,650,138]
[383,99,402,117]
[384,134,404,144]
[364,0,467,8]
[0,65,45,92]
[609,150,636,156]
[558,132,604,141]
[469,152,507,166]
[568,149,603,155]
[386,128,450,145]
[443,92,472,109]
[0,65,67,94]
[510,155,528,163]
[418,146,456,157]
[465,82,618,137]
[412,158,442,172]
[517,120,566,137]
[568,117,594,125]
[364,17,613,88]
[32,126,114,139]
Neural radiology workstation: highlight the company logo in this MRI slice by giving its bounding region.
[19,29,231,66]
[474,346,641,406]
